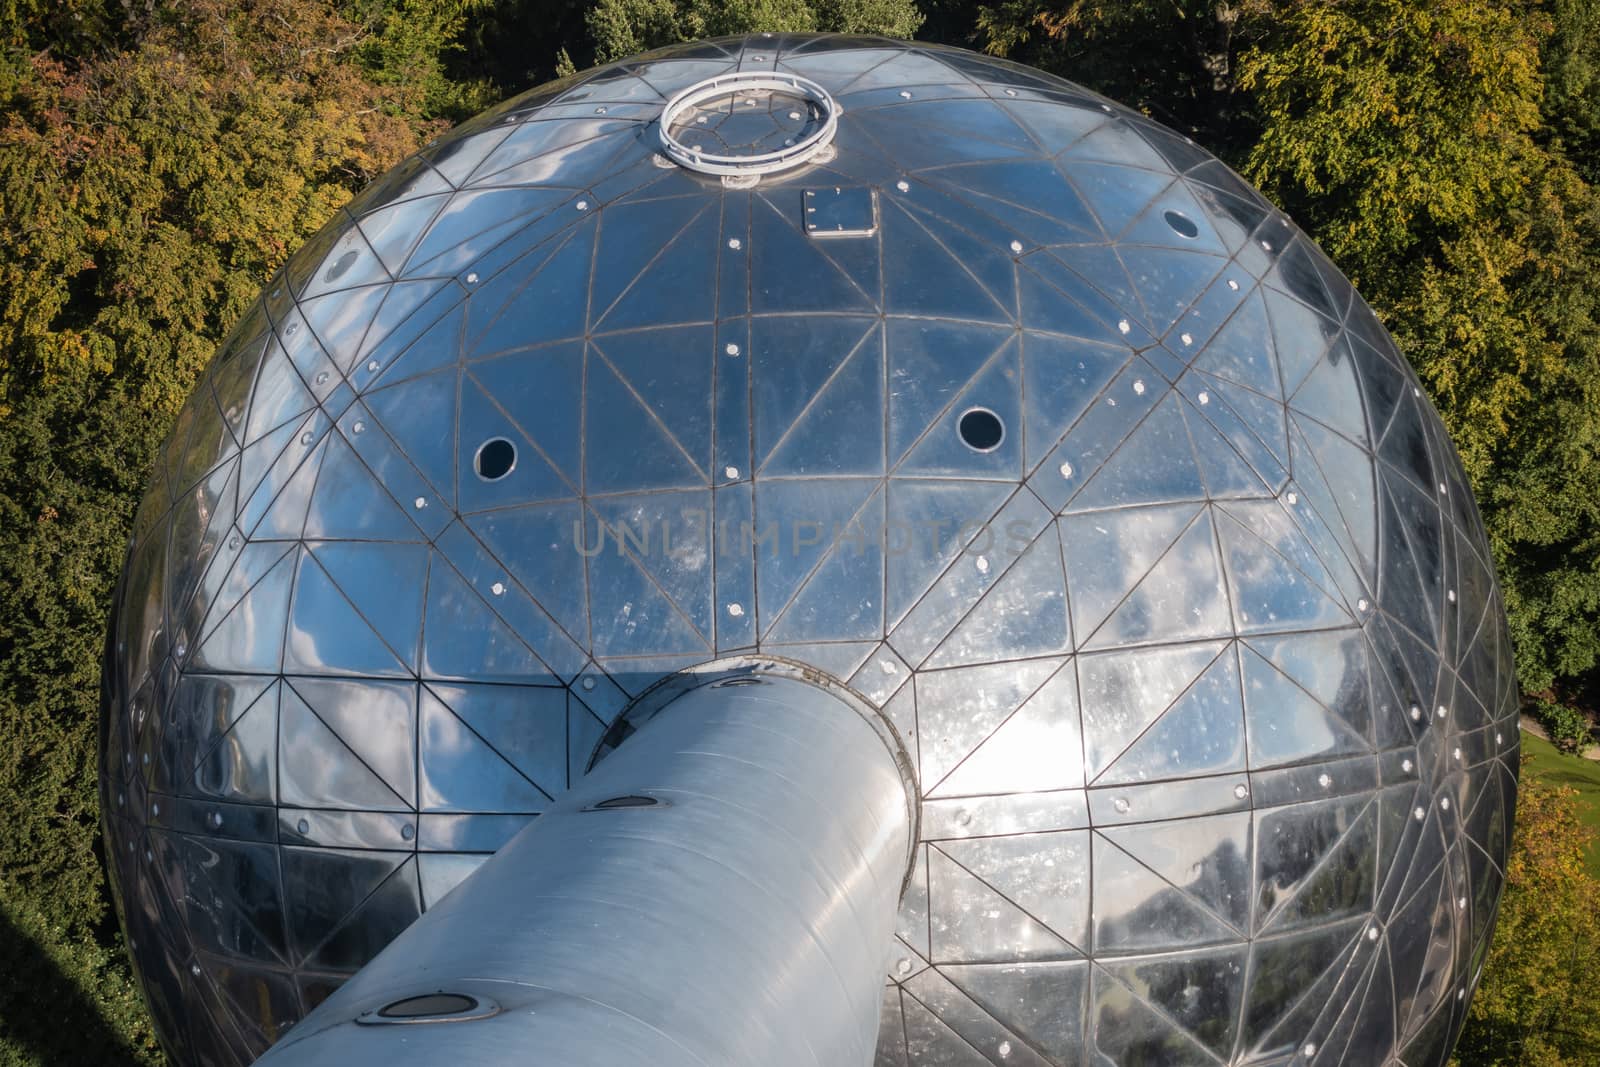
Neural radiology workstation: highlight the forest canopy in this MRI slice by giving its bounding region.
[1,1,1598,1064]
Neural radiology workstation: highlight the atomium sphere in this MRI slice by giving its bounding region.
[101,33,1517,1067]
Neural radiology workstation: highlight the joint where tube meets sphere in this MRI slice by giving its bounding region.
[252,667,916,1067]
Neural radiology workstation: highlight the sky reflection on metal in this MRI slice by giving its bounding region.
[101,33,1516,1067]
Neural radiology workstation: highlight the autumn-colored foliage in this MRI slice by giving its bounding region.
[1454,763,1600,1065]
[0,2,451,1062]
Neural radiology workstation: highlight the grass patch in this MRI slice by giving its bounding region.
[1519,728,1600,878]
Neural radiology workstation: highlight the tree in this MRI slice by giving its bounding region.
[343,0,502,122]
[0,0,131,54]
[1237,0,1600,695]
[1539,0,1600,185]
[586,0,923,65]
[1453,764,1600,1064]
[0,2,453,1061]
[970,0,1272,156]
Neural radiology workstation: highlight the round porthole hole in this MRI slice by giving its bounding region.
[474,438,516,481]
[588,795,660,810]
[1163,210,1199,238]
[958,408,1005,452]
[324,249,360,282]
[378,994,478,1019]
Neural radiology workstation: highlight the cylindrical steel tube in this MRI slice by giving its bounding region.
[254,673,915,1067]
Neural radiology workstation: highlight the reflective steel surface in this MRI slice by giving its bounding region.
[254,670,914,1067]
[100,33,1517,1067]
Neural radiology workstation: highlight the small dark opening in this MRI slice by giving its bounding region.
[599,716,637,753]
[958,408,1005,452]
[379,993,478,1019]
[1163,210,1199,239]
[324,249,360,282]
[591,795,658,809]
[714,677,764,688]
[475,438,516,481]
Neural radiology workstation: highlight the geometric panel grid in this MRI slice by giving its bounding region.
[100,33,1517,1067]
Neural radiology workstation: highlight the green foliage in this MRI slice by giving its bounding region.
[1453,761,1600,1065]
[1237,0,1546,270]
[1518,729,1600,878]
[0,377,151,942]
[0,0,131,54]
[451,0,597,93]
[814,0,924,37]
[587,0,921,64]
[1532,698,1593,755]
[0,892,162,1065]
[971,0,1271,154]
[1236,0,1600,694]
[0,2,448,1062]
[1540,0,1600,184]
[343,0,502,121]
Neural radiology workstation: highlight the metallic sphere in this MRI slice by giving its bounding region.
[101,33,1517,1067]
